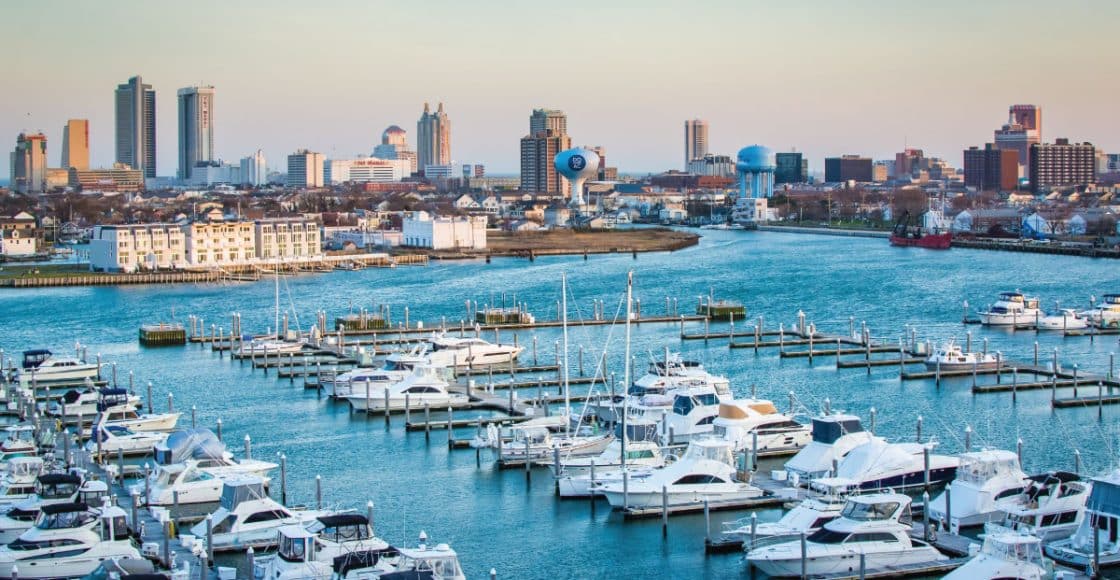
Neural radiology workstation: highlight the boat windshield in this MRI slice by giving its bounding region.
[278,534,309,562]
[36,509,96,530]
[958,455,1020,485]
[841,500,899,521]
[984,535,1045,566]
[806,528,849,544]
[399,554,464,578]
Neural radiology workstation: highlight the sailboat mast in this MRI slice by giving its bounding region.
[621,271,633,469]
[274,258,280,338]
[561,272,570,433]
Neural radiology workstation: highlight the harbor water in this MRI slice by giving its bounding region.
[2,228,1119,578]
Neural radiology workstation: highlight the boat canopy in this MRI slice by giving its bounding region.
[1087,476,1120,514]
[21,349,52,368]
[810,415,864,444]
[332,547,401,576]
[154,428,226,465]
[37,473,82,486]
[957,450,1021,485]
[982,530,1046,566]
[835,440,915,480]
[41,501,88,515]
[219,476,267,510]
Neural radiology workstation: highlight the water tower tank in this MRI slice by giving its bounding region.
[554,148,600,206]
[736,145,776,173]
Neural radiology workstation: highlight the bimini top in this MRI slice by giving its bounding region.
[317,513,369,528]
[37,473,82,486]
[810,414,864,444]
[41,501,88,515]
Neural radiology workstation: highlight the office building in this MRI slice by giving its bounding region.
[68,163,145,192]
[10,133,48,194]
[1029,138,1095,193]
[372,125,417,174]
[530,109,567,136]
[416,102,451,170]
[774,152,807,184]
[963,143,1018,191]
[687,154,735,178]
[824,155,873,182]
[994,104,1042,179]
[61,119,89,170]
[115,75,157,178]
[520,108,571,193]
[402,212,486,250]
[684,119,708,168]
[287,149,324,188]
[894,148,926,179]
[240,150,267,186]
[326,158,410,184]
[177,85,216,180]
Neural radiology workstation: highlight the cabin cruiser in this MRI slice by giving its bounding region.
[555,440,666,498]
[784,414,880,483]
[323,368,408,399]
[189,476,328,552]
[923,340,1000,371]
[16,349,100,387]
[381,343,434,372]
[927,448,1028,528]
[85,423,167,457]
[590,355,732,426]
[0,501,140,579]
[997,471,1090,541]
[0,425,38,467]
[0,457,45,506]
[46,387,142,422]
[254,514,386,580]
[945,525,1054,580]
[492,419,614,466]
[809,439,959,495]
[79,388,180,433]
[979,291,1042,326]
[597,439,764,510]
[746,493,946,577]
[378,539,466,580]
[722,494,846,549]
[242,337,305,356]
[425,333,524,368]
[1037,308,1090,331]
[0,477,108,544]
[710,400,810,456]
[1045,469,1120,570]
[132,429,277,506]
[1081,293,1120,329]
[344,365,467,412]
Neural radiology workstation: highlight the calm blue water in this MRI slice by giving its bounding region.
[2,229,1120,579]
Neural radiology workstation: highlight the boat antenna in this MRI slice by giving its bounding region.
[561,272,570,435]
[621,271,633,469]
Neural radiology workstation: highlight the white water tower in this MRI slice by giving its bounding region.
[554,148,600,207]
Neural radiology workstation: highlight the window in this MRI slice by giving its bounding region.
[673,474,722,485]
[1040,511,1079,527]
[995,487,1024,500]
[848,533,899,543]
[806,528,849,544]
[244,510,289,524]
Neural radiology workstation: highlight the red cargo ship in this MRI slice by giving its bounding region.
[890,211,951,249]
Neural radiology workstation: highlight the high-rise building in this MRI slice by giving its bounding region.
[372,125,417,174]
[530,109,567,137]
[177,85,216,181]
[774,152,807,184]
[894,148,926,179]
[115,75,157,178]
[1010,104,1042,134]
[1029,138,1095,193]
[824,155,873,183]
[994,104,1042,179]
[240,149,267,186]
[61,119,89,170]
[10,133,48,193]
[286,149,324,188]
[520,109,571,193]
[684,119,708,169]
[416,102,451,170]
[963,143,1018,191]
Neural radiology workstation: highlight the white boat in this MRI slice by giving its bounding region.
[0,425,39,467]
[46,387,141,422]
[1045,468,1120,570]
[0,501,140,579]
[923,340,1000,371]
[784,414,880,483]
[979,291,1042,326]
[242,338,305,355]
[1080,293,1120,329]
[597,439,764,510]
[496,422,615,466]
[722,494,846,549]
[0,457,45,506]
[85,423,167,457]
[998,471,1090,541]
[746,493,947,577]
[323,368,408,399]
[189,475,328,552]
[710,399,810,456]
[255,515,387,580]
[555,440,666,498]
[1037,308,1090,331]
[426,333,524,368]
[376,539,466,580]
[946,525,1054,579]
[17,349,100,387]
[133,429,277,506]
[809,439,959,495]
[590,354,732,427]
[344,365,467,412]
[928,448,1028,528]
[0,477,108,545]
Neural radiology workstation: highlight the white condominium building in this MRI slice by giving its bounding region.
[89,224,186,272]
[183,221,256,267]
[254,219,322,260]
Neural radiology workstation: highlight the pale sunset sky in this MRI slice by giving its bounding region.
[2,0,1117,177]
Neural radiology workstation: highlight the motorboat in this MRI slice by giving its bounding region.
[722,494,846,549]
[344,365,467,412]
[997,471,1090,541]
[1037,308,1090,331]
[377,538,466,580]
[83,556,178,580]
[590,354,732,426]
[710,399,810,456]
[0,477,108,545]
[746,493,947,577]
[784,414,880,483]
[923,340,1000,371]
[0,501,140,579]
[254,514,387,580]
[189,475,328,552]
[242,337,305,356]
[0,425,39,467]
[1045,469,1120,570]
[17,349,100,387]
[494,421,614,466]
[554,440,666,498]
[425,333,524,368]
[46,387,141,422]
[323,368,408,399]
[946,525,1054,579]
[83,388,180,433]
[132,429,277,506]
[85,423,167,457]
[659,384,734,445]
[927,449,1028,528]
[597,439,764,510]
[979,291,1042,326]
[381,343,434,372]
[328,547,400,579]
[808,439,959,495]
[1081,293,1120,329]
[0,457,45,505]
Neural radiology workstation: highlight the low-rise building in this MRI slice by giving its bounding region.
[254,218,322,260]
[0,212,39,256]
[183,221,256,267]
[68,164,145,192]
[402,212,486,250]
[88,224,186,271]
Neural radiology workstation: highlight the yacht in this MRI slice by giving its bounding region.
[784,414,880,483]
[17,349,100,387]
[979,291,1042,326]
[0,457,45,505]
[597,439,764,510]
[927,448,1028,528]
[0,477,108,544]
[1037,308,1090,331]
[189,476,328,552]
[923,340,1000,371]
[590,355,732,426]
[425,333,524,368]
[377,540,466,580]
[381,343,433,372]
[809,439,959,495]
[710,400,810,456]
[242,337,305,356]
[722,494,846,549]
[46,388,142,422]
[997,471,1090,541]
[946,526,1054,580]
[496,422,614,466]
[746,493,947,577]
[344,365,468,412]
[1045,469,1120,570]
[554,440,666,498]
[255,515,387,580]
[1081,293,1120,329]
[133,429,277,506]
[323,368,408,399]
[0,425,39,467]
[85,423,167,457]
[0,502,140,579]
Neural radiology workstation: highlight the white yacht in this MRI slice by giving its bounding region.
[746,493,947,577]
[946,525,1054,580]
[1045,469,1120,570]
[426,333,524,368]
[242,338,305,356]
[591,355,732,426]
[1081,293,1120,329]
[784,414,880,483]
[928,448,1028,528]
[0,457,45,505]
[46,387,142,422]
[0,477,107,545]
[555,440,666,498]
[495,421,614,466]
[85,423,167,457]
[344,365,467,412]
[722,494,846,549]
[710,400,810,456]
[324,368,408,399]
[0,425,39,467]
[597,439,763,510]
[133,429,277,506]
[923,340,1000,371]
[17,349,100,387]
[809,439,959,495]
[1037,308,1090,331]
[0,501,140,579]
[998,471,1090,541]
[979,291,1042,326]
[189,476,328,552]
[377,540,467,580]
[255,514,387,580]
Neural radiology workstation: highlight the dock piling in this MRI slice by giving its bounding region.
[280,454,287,506]
[316,474,322,510]
[661,485,668,537]
[244,434,252,460]
[191,405,196,429]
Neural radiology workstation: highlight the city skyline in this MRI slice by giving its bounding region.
[2,0,1118,179]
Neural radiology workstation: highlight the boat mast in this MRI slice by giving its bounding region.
[274,257,280,338]
[621,271,633,469]
[561,272,570,434]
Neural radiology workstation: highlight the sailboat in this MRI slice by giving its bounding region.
[243,258,304,355]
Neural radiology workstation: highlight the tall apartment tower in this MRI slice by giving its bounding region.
[115,75,157,178]
[416,102,451,171]
[10,133,48,194]
[530,109,567,137]
[287,149,324,188]
[177,85,216,180]
[61,119,90,170]
[684,119,708,169]
[994,104,1041,179]
[1029,138,1095,193]
[520,109,571,194]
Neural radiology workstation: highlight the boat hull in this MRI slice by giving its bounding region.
[890,233,951,249]
[600,485,763,509]
[748,544,946,578]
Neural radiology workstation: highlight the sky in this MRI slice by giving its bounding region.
[2,0,1118,178]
